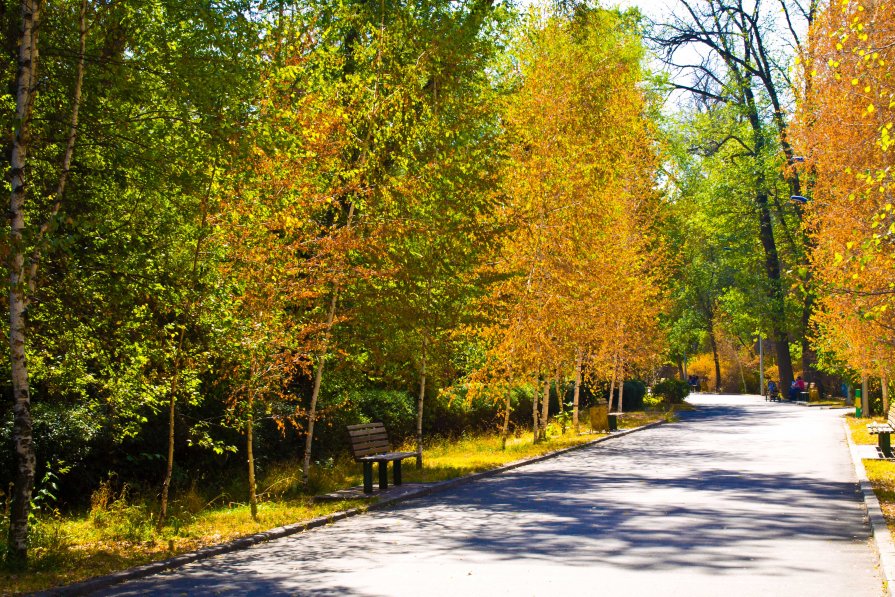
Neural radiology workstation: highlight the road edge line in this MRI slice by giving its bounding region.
[843,417,895,596]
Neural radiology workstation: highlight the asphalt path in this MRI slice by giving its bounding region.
[97,394,883,596]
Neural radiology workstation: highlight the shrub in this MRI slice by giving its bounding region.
[652,378,690,405]
[614,380,647,411]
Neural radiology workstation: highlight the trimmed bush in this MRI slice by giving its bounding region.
[652,378,690,405]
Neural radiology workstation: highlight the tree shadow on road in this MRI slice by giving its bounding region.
[100,399,867,596]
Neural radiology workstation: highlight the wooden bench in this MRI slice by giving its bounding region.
[347,422,418,494]
[868,408,895,457]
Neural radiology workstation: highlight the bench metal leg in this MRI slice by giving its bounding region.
[378,460,388,490]
[881,433,893,458]
[394,460,402,486]
[363,462,374,494]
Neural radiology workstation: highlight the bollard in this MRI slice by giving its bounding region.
[856,387,864,418]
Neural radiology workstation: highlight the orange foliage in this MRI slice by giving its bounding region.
[792,0,895,378]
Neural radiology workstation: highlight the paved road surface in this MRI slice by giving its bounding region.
[98,395,883,596]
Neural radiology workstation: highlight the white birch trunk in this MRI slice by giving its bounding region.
[6,0,41,567]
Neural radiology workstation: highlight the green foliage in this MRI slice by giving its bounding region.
[0,0,665,551]
[651,378,690,405]
[0,404,100,492]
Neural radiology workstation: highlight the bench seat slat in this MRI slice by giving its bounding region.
[869,425,894,434]
[348,431,389,441]
[357,451,418,462]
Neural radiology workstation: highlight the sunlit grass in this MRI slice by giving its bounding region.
[846,412,885,445]
[1,499,363,595]
[2,410,669,594]
[402,431,600,483]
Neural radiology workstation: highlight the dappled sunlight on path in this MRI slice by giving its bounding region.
[100,395,882,596]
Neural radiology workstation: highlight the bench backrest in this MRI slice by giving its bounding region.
[347,422,391,459]
[888,405,895,429]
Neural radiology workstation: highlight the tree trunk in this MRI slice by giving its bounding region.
[539,380,549,440]
[617,360,625,414]
[573,349,582,434]
[415,343,426,469]
[501,391,512,450]
[743,83,794,392]
[302,205,354,484]
[157,360,179,531]
[800,293,815,383]
[607,354,618,412]
[247,398,257,520]
[882,371,890,416]
[708,327,721,392]
[862,374,870,418]
[6,0,41,568]
[678,359,685,381]
[531,380,539,443]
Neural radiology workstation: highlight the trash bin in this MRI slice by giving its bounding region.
[589,401,609,432]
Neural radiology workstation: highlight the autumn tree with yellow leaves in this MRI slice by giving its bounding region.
[792,0,895,412]
[469,5,666,443]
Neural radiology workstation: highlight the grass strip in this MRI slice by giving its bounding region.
[845,412,895,538]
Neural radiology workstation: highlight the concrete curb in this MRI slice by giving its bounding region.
[37,420,665,596]
[843,417,895,596]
